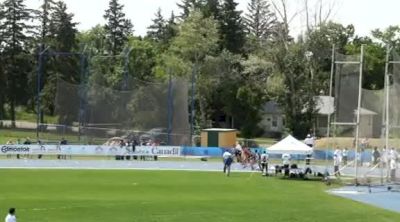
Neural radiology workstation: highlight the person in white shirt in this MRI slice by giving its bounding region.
[333,154,341,176]
[390,158,397,181]
[282,153,291,166]
[334,148,342,162]
[282,153,291,176]
[5,208,16,222]
[381,148,388,168]
[235,141,242,151]
[304,135,314,165]
[260,151,269,176]
[234,141,243,163]
[304,134,315,147]
[222,150,233,176]
[389,148,398,161]
[342,148,348,166]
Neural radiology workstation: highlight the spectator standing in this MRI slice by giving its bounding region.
[6,140,13,159]
[390,158,397,182]
[58,138,67,160]
[381,147,388,168]
[333,154,341,176]
[132,140,137,160]
[37,140,44,159]
[304,134,315,147]
[389,147,398,161]
[361,137,369,149]
[222,150,233,176]
[342,148,348,166]
[23,137,31,145]
[260,151,269,176]
[282,153,291,176]
[234,141,242,162]
[304,134,315,165]
[372,147,380,165]
[19,137,32,159]
[334,148,342,165]
[5,208,16,222]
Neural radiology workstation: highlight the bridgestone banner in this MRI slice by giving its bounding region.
[0,145,181,157]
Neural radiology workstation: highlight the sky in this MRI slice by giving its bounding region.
[25,0,400,38]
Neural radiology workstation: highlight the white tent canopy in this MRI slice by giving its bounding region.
[267,135,313,155]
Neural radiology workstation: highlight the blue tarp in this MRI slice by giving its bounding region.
[182,147,373,161]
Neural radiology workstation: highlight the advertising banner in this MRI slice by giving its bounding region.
[0,145,181,157]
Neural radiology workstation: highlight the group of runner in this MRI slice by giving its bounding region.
[222,141,269,176]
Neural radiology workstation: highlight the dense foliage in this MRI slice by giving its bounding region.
[0,0,398,138]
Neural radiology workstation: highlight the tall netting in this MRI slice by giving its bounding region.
[385,51,400,183]
[37,54,82,142]
[332,50,388,183]
[332,48,400,185]
[334,52,384,141]
[55,78,190,146]
[389,52,400,146]
[333,53,360,144]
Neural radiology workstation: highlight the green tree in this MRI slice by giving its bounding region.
[244,0,276,44]
[38,0,55,44]
[170,10,219,128]
[304,22,355,97]
[163,12,178,45]
[202,0,220,19]
[0,0,35,127]
[127,37,158,82]
[40,0,79,116]
[346,37,385,90]
[146,8,166,43]
[171,10,219,64]
[198,50,241,129]
[372,26,400,50]
[176,0,204,19]
[0,2,5,121]
[103,0,133,55]
[220,0,246,54]
[48,1,78,52]
[77,25,107,52]
[268,40,316,138]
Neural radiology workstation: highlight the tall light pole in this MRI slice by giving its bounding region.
[305,51,315,135]
[36,45,50,140]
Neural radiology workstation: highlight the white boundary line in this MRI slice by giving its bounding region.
[0,166,256,173]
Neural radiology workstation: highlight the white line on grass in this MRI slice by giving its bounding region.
[0,166,257,173]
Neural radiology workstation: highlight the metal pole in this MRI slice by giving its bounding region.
[354,45,364,182]
[36,47,42,139]
[327,44,335,138]
[326,44,335,168]
[83,51,91,144]
[384,45,391,182]
[123,48,133,90]
[36,45,50,139]
[190,63,196,146]
[167,69,173,145]
[78,53,86,141]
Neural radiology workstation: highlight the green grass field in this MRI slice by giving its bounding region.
[0,169,399,222]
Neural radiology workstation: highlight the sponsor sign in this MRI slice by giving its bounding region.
[0,145,181,157]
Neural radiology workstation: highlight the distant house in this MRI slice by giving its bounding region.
[261,97,380,138]
[315,96,334,136]
[259,101,285,137]
[260,97,333,137]
[260,99,331,137]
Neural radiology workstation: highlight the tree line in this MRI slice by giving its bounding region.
[1,0,400,138]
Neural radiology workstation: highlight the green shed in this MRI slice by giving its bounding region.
[200,128,237,148]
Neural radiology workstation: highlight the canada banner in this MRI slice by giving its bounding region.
[0,145,181,157]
